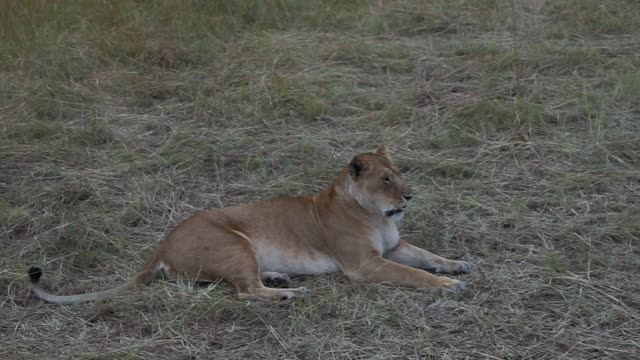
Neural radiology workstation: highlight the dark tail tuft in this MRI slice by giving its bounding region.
[28,266,43,283]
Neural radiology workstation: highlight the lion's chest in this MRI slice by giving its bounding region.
[374,221,400,255]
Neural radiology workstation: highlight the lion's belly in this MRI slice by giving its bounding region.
[253,242,340,275]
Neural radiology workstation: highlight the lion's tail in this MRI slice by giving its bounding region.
[27,250,160,305]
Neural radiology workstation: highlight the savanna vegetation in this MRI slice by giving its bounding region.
[1,0,639,358]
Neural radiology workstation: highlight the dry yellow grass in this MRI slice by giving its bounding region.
[1,0,639,358]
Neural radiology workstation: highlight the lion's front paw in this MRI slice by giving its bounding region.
[437,277,467,292]
[428,260,472,274]
[450,260,472,274]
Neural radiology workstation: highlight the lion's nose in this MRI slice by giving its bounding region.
[403,194,413,201]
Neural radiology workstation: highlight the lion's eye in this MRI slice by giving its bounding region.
[383,176,391,183]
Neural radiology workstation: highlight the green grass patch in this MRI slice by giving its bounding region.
[260,74,333,122]
[453,97,551,137]
[331,38,413,73]
[544,0,640,36]
[22,81,92,121]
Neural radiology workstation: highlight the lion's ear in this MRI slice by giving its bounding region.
[348,157,367,178]
[376,145,390,161]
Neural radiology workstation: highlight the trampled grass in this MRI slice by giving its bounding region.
[1,0,639,358]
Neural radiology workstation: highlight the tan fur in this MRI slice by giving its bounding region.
[29,146,471,303]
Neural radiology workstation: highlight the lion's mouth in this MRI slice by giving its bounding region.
[385,209,404,217]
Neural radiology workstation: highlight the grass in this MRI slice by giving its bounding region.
[1,0,639,358]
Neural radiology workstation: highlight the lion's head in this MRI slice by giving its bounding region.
[345,145,413,221]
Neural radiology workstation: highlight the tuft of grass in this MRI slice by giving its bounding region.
[544,253,569,273]
[427,160,476,180]
[611,64,640,104]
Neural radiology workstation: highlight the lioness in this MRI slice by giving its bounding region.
[28,146,471,303]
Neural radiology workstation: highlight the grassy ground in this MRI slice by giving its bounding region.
[1,0,639,358]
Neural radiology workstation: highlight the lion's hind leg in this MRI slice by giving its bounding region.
[237,285,311,301]
[226,251,309,300]
[228,266,309,301]
[169,222,308,300]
